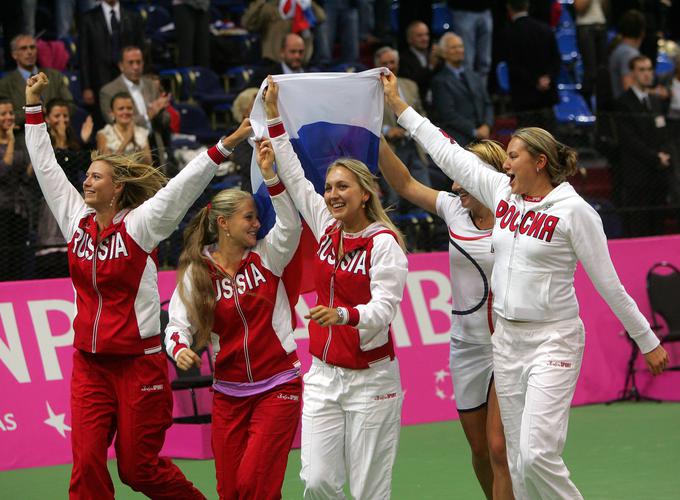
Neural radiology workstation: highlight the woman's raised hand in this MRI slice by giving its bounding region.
[223,117,252,150]
[263,75,280,119]
[26,72,49,105]
[255,138,276,179]
[380,71,409,117]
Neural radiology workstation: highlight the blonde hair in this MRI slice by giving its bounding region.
[90,150,167,209]
[176,189,254,348]
[512,128,578,184]
[232,87,259,123]
[465,139,507,172]
[327,158,406,251]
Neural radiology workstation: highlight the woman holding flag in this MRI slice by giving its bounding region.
[263,76,408,499]
[378,137,514,499]
[381,71,668,499]
[164,138,303,500]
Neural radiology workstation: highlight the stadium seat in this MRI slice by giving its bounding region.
[390,1,399,34]
[160,302,213,425]
[554,89,595,125]
[62,71,83,105]
[647,262,680,371]
[431,2,453,37]
[174,103,224,144]
[496,61,510,93]
[555,28,579,64]
[223,66,257,94]
[656,51,675,77]
[181,66,235,107]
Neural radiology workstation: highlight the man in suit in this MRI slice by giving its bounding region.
[615,55,672,237]
[430,32,493,147]
[375,46,434,212]
[0,34,73,126]
[503,0,561,130]
[79,0,145,110]
[399,21,439,108]
[99,46,171,167]
[251,33,308,87]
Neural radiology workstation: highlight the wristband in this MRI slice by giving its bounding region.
[216,137,234,158]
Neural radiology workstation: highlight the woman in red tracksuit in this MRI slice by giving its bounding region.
[263,76,409,500]
[164,139,303,500]
[25,73,251,499]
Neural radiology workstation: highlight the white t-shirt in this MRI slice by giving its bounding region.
[436,191,495,344]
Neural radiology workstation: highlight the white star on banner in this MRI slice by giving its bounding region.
[434,369,449,383]
[435,388,446,400]
[44,401,71,438]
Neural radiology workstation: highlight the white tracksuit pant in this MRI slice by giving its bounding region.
[300,357,403,500]
[492,317,585,500]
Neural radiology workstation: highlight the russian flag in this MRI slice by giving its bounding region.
[249,69,386,295]
[279,0,317,33]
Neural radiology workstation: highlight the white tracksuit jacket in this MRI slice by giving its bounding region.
[398,106,660,354]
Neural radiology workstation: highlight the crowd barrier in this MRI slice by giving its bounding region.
[1,236,679,470]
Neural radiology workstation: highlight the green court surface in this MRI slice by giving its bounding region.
[2,403,679,499]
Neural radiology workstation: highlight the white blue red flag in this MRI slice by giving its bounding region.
[249,68,385,236]
[248,68,385,294]
[279,0,316,33]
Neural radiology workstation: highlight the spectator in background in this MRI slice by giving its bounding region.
[398,21,439,107]
[666,52,680,206]
[99,46,171,168]
[97,92,152,165]
[575,0,608,105]
[33,98,94,279]
[252,33,309,86]
[56,0,99,39]
[503,0,561,130]
[0,34,73,127]
[431,33,493,147]
[317,0,360,63]
[242,0,324,66]
[375,46,432,213]
[614,55,672,237]
[173,0,210,68]
[0,98,30,281]
[78,0,145,111]
[609,9,645,100]
[447,1,494,89]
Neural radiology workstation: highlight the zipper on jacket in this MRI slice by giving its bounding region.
[321,272,336,362]
[503,200,524,314]
[233,280,254,383]
[91,242,103,353]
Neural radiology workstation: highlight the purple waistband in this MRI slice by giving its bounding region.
[213,368,300,397]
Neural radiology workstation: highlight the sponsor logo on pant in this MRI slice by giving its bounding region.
[141,384,164,392]
[374,392,397,401]
[547,360,573,368]
[277,393,300,401]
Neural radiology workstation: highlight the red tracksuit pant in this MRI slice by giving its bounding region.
[69,350,205,500]
[212,378,302,500]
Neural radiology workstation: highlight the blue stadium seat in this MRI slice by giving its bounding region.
[555,28,579,64]
[224,66,257,93]
[431,2,453,37]
[496,61,510,93]
[390,1,399,34]
[554,89,595,125]
[174,103,224,144]
[62,71,83,105]
[656,52,675,77]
